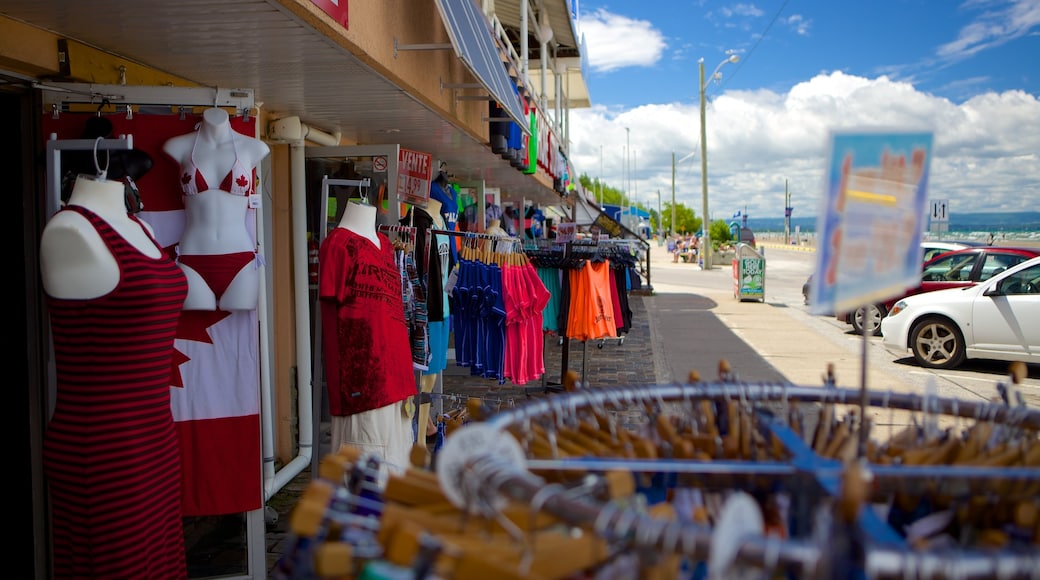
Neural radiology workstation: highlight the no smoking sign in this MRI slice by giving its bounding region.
[372,156,388,172]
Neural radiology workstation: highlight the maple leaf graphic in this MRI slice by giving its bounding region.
[170,348,191,389]
[176,310,231,343]
[173,310,232,377]
[236,174,250,189]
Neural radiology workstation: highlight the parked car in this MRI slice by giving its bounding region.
[837,245,1040,336]
[919,239,988,262]
[881,256,1040,369]
[803,240,981,312]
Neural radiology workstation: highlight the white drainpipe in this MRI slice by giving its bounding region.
[262,136,315,500]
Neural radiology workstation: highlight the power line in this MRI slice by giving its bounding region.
[712,0,791,94]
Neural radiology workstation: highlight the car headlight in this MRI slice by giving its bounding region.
[889,300,909,317]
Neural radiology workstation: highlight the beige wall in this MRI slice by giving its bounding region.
[280,0,491,143]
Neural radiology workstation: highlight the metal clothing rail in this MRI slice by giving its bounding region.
[432,380,1040,579]
[429,228,523,244]
[377,224,417,248]
[440,444,1040,579]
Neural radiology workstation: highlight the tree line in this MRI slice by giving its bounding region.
[577,173,736,248]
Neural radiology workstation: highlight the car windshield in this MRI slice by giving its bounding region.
[922,253,977,282]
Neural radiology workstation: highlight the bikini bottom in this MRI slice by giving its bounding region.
[177,251,257,301]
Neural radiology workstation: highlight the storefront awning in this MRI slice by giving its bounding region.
[435,0,531,133]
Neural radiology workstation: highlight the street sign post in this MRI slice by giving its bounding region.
[929,199,949,235]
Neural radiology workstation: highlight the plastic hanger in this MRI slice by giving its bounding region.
[92,135,109,181]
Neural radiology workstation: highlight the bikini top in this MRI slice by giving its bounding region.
[179,123,255,197]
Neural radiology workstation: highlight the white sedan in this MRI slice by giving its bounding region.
[880,256,1040,370]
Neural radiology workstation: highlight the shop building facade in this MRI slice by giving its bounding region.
[1,1,589,577]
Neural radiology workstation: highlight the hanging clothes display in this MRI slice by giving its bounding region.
[537,266,562,334]
[446,233,549,386]
[400,206,452,374]
[611,255,635,335]
[502,253,551,385]
[451,242,506,382]
[383,225,427,370]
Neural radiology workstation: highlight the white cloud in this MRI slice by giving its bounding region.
[568,72,1040,219]
[579,9,667,73]
[937,0,1040,60]
[785,14,811,36]
[718,3,765,18]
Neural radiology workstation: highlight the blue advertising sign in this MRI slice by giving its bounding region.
[810,131,934,315]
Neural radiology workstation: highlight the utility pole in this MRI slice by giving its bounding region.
[699,58,711,269]
[657,189,662,238]
[671,152,676,236]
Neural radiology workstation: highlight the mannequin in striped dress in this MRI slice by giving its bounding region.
[40,175,188,578]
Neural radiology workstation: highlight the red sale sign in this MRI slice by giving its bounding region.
[397,147,433,208]
[310,0,348,29]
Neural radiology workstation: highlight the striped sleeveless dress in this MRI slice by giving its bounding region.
[43,205,188,579]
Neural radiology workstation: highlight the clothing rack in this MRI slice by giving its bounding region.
[432,379,1040,579]
[428,228,524,246]
[526,239,641,386]
[280,372,1039,578]
[377,224,417,250]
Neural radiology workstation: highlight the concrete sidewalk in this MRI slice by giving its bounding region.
[645,240,918,392]
[641,239,933,439]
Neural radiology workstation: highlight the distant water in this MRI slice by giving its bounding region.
[746,214,1040,245]
[757,228,1040,248]
[921,229,1040,245]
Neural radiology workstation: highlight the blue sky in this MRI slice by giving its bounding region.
[566,0,1040,224]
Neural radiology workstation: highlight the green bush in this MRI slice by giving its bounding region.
[708,220,732,251]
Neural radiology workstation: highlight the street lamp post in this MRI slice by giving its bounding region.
[598,145,603,206]
[671,152,676,237]
[699,54,739,270]
[625,127,631,225]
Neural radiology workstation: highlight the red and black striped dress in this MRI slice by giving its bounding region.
[43,205,188,579]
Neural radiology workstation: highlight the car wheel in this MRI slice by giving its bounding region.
[850,304,886,336]
[909,316,966,369]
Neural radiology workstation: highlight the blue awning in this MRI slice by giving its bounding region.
[435,0,530,133]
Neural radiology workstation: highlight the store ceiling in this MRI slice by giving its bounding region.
[1,0,583,206]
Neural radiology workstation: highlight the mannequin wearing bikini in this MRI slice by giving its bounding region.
[163,107,270,310]
[41,176,163,299]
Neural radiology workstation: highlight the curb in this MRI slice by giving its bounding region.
[757,242,816,253]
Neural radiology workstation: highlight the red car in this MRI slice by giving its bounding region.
[839,246,1040,335]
